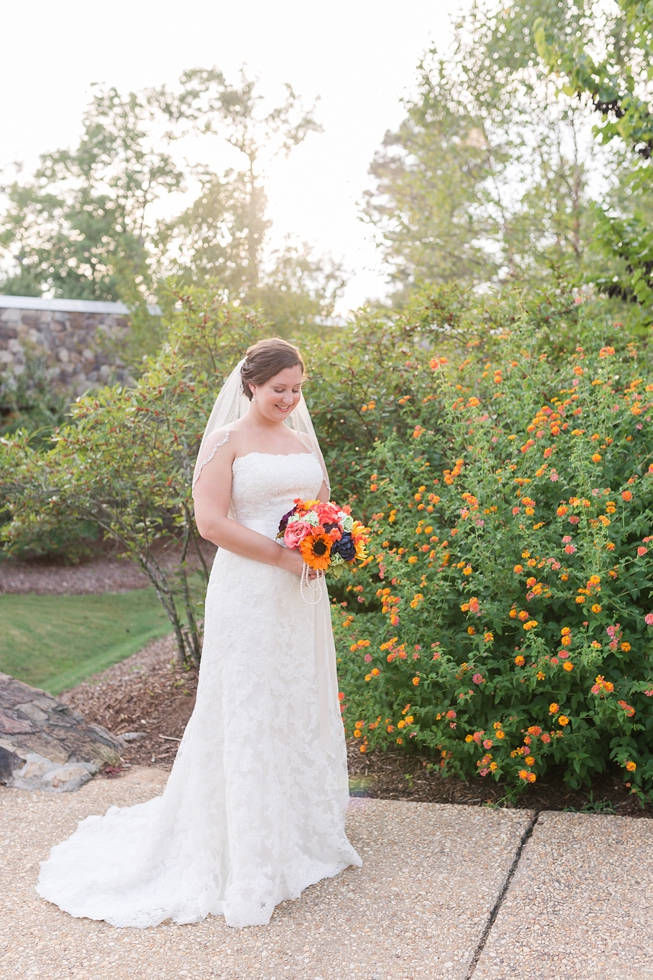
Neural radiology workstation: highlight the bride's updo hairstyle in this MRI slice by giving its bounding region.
[240,338,305,400]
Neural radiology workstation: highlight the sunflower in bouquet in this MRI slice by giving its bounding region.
[278,499,369,578]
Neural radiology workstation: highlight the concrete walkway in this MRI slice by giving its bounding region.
[0,769,651,980]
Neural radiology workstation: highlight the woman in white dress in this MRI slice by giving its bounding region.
[37,338,361,929]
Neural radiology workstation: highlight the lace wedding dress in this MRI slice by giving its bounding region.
[37,448,361,929]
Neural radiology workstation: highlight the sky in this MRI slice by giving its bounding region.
[0,0,466,312]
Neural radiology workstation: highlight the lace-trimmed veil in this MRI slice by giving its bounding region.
[192,357,330,494]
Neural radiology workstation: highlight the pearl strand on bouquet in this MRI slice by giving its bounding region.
[300,563,324,605]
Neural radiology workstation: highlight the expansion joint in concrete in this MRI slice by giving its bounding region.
[464,809,540,980]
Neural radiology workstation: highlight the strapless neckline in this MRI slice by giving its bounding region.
[233,451,313,463]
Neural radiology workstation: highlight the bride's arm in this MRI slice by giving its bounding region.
[192,441,306,577]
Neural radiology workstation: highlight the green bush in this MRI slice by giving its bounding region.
[0,285,441,657]
[0,346,68,444]
[336,323,653,799]
[0,350,95,561]
[0,291,270,662]
[3,279,650,743]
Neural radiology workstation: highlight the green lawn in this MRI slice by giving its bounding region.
[0,589,173,694]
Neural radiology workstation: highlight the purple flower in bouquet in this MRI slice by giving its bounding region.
[278,505,298,536]
[331,531,356,562]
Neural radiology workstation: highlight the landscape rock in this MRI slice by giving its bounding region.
[0,746,23,783]
[8,753,96,793]
[0,673,123,792]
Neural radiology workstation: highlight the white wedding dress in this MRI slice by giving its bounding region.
[37,449,361,928]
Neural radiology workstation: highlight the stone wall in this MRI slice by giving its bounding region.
[0,296,139,397]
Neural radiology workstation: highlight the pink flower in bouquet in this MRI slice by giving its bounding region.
[315,501,342,525]
[284,521,315,549]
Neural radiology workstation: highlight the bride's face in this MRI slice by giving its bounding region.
[250,364,304,422]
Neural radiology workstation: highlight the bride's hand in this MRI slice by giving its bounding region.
[279,547,319,579]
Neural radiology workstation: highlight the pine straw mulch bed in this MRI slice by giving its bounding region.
[61,637,653,818]
[59,635,198,769]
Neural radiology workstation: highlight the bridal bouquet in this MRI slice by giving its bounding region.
[278,499,369,580]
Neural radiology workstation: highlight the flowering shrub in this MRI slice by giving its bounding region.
[336,328,653,798]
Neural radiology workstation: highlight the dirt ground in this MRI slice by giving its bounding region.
[345,730,653,818]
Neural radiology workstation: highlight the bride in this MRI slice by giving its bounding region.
[37,337,361,929]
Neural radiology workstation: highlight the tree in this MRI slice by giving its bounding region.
[157,69,321,289]
[534,0,653,321]
[0,85,184,303]
[0,67,345,349]
[156,68,345,324]
[364,54,506,295]
[251,239,347,336]
[158,166,271,297]
[364,2,612,302]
